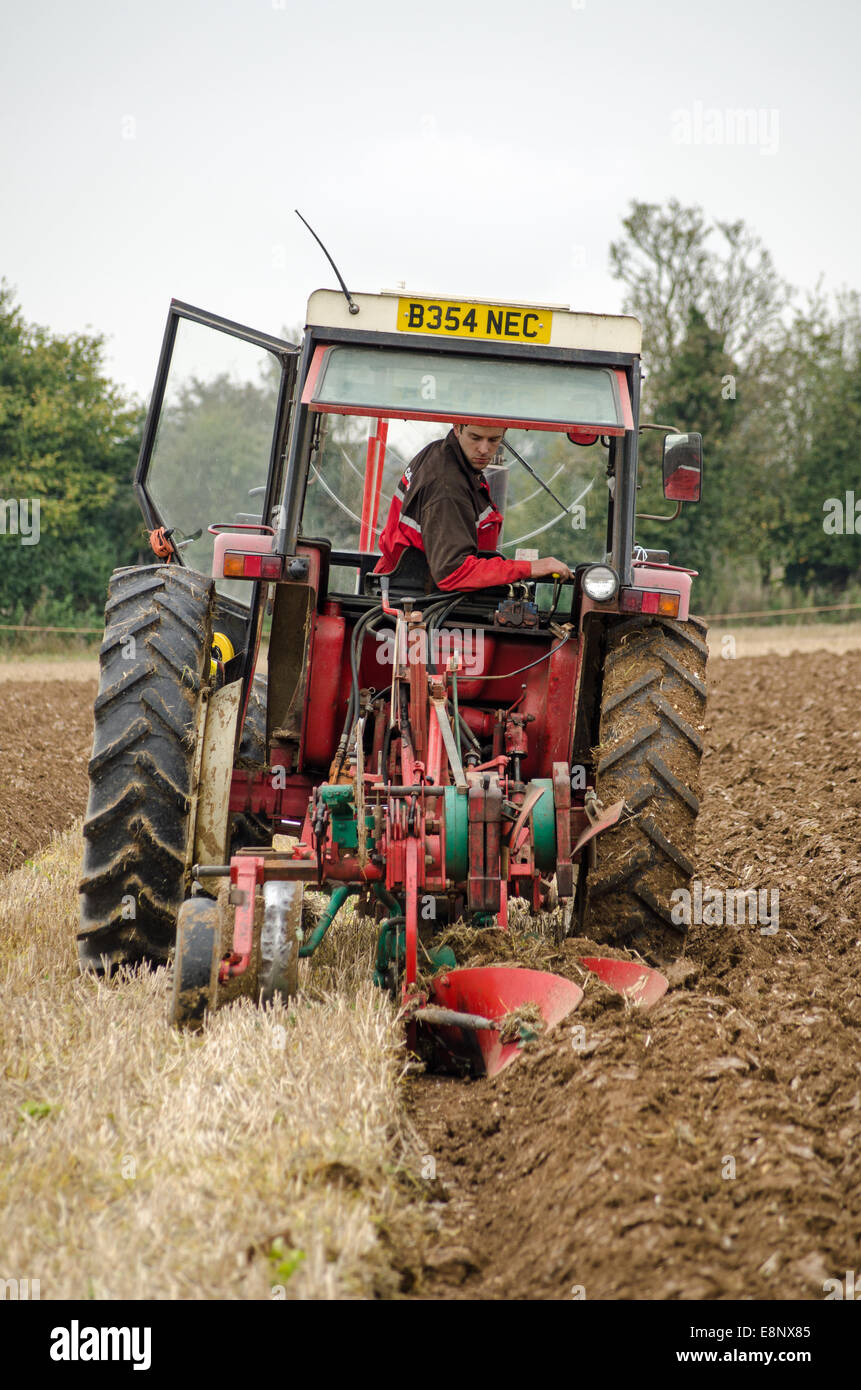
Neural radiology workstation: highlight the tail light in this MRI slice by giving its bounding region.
[223,552,283,581]
[619,587,680,617]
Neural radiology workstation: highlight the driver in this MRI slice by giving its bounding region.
[374,423,573,590]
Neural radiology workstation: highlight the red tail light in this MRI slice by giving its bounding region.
[223,552,283,581]
[619,587,680,617]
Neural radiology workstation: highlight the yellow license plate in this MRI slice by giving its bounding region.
[397,296,552,344]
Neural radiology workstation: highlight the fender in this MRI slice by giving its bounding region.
[193,679,242,867]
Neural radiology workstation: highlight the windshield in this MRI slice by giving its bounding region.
[145,317,282,600]
[307,344,628,431]
[301,414,610,594]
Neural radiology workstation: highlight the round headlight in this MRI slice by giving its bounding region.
[582,564,619,602]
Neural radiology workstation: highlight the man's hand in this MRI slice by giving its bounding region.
[530,556,573,581]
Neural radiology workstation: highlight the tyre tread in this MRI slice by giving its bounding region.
[580,614,708,960]
[78,564,213,970]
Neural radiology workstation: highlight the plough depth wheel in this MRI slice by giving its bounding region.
[171,896,220,1029]
[259,880,302,1004]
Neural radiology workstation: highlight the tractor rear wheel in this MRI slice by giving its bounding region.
[78,564,214,972]
[578,614,708,962]
[230,673,273,851]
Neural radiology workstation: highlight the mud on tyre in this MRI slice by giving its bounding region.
[579,614,708,962]
[78,564,214,972]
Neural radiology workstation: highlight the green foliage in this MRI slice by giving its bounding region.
[146,370,280,582]
[19,1100,53,1120]
[610,199,789,383]
[769,290,861,589]
[611,201,861,610]
[267,1238,306,1284]
[636,306,743,590]
[0,280,145,627]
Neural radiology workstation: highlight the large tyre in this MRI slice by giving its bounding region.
[78,564,214,972]
[235,672,268,769]
[230,672,273,851]
[579,614,708,962]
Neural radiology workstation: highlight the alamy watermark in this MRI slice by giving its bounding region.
[823,1270,860,1299]
[672,102,780,156]
[50,1321,151,1370]
[671,880,779,934]
[375,626,484,677]
[1,1276,40,1299]
[822,491,861,534]
[0,498,40,545]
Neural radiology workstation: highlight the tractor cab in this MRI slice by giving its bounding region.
[289,289,639,604]
[133,289,682,690]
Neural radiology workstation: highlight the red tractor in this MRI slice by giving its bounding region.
[78,289,706,1073]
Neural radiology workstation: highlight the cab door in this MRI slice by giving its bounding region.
[134,299,299,603]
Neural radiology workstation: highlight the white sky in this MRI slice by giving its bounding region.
[2,0,858,399]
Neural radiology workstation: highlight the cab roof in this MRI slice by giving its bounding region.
[306,288,642,355]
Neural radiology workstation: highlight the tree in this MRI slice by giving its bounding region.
[770,289,861,589]
[0,281,144,623]
[609,200,790,388]
[610,201,795,604]
[635,306,742,588]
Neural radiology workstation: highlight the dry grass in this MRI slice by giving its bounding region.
[299,892,383,998]
[497,1002,544,1044]
[434,909,561,973]
[0,827,429,1300]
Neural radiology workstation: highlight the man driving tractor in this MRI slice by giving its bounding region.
[374,422,573,590]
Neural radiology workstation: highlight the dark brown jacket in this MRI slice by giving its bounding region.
[374,430,530,590]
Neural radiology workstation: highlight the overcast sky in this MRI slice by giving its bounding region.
[2,0,858,398]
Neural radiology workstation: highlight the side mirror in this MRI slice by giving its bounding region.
[662,432,703,502]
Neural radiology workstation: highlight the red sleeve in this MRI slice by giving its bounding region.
[437,554,532,591]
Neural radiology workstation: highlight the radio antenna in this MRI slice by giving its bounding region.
[295,209,360,315]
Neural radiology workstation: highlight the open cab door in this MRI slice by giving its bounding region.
[134,300,299,606]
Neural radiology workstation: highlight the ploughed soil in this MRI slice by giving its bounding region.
[0,679,97,873]
[409,647,861,1300]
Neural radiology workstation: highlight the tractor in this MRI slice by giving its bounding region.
[77,288,706,1075]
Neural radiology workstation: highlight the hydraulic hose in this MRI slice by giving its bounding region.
[334,605,382,773]
[426,594,467,674]
[299,884,355,957]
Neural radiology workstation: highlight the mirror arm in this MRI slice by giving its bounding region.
[635,500,683,523]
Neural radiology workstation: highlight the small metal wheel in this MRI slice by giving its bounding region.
[557,897,576,944]
[259,880,303,1004]
[171,896,220,1029]
[542,875,559,914]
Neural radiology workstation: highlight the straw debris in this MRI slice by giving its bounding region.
[497,1002,545,1044]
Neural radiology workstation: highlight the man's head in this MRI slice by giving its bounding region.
[454,423,506,471]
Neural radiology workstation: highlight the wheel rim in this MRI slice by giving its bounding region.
[260,880,303,1004]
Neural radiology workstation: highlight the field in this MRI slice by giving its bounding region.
[1,627,860,1300]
